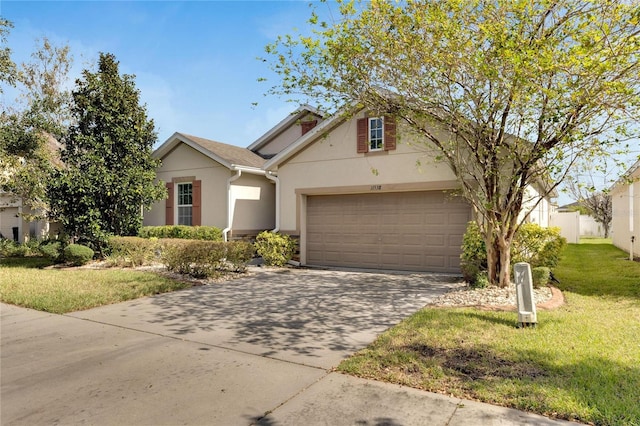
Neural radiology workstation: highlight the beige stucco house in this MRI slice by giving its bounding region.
[146,105,555,273]
[611,159,640,257]
[143,132,275,240]
[0,192,60,242]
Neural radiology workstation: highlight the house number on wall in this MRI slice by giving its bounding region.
[370,185,382,191]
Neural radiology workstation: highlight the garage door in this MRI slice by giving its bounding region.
[306,191,471,273]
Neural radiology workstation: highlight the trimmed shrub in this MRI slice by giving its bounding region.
[160,239,192,275]
[107,236,159,267]
[460,221,486,285]
[531,266,551,289]
[39,241,63,262]
[138,226,222,241]
[473,271,490,289]
[226,241,255,272]
[63,244,94,266]
[511,223,567,268]
[160,239,251,278]
[0,240,30,257]
[460,221,566,286]
[254,231,296,267]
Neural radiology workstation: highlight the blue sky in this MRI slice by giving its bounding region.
[1,0,325,147]
[2,1,637,205]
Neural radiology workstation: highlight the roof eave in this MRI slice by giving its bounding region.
[264,103,359,171]
[247,105,325,152]
[153,132,234,169]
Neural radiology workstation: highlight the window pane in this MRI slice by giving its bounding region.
[369,118,384,150]
[178,183,192,205]
[177,183,193,225]
[178,206,192,226]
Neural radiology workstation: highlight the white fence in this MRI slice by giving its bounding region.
[549,212,605,244]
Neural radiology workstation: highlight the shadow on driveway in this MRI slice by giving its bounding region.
[145,268,461,368]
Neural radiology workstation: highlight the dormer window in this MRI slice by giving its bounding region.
[369,118,384,151]
[357,116,397,154]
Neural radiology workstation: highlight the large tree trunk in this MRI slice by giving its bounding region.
[497,234,512,288]
[484,222,515,288]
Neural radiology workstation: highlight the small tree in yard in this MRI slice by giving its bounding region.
[565,162,614,238]
[48,53,165,250]
[264,0,640,286]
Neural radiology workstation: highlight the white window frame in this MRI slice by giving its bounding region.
[177,182,193,226]
[369,117,384,151]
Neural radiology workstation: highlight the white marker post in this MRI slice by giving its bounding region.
[513,262,537,328]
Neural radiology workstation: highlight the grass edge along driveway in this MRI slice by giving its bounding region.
[0,259,190,314]
[337,243,640,426]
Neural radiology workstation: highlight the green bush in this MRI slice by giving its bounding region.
[254,231,296,267]
[473,271,490,289]
[107,236,159,267]
[0,240,30,257]
[138,226,222,241]
[225,241,255,272]
[460,221,566,286]
[160,239,251,278]
[160,239,191,274]
[531,266,551,289]
[63,244,94,266]
[39,241,63,262]
[460,221,486,285]
[511,223,567,268]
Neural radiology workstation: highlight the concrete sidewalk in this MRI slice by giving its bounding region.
[1,269,578,425]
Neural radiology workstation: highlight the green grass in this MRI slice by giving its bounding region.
[579,237,613,244]
[0,258,191,314]
[337,244,640,425]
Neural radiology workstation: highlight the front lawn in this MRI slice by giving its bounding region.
[337,243,640,425]
[0,258,190,313]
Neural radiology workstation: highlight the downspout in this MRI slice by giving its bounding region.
[222,170,242,242]
[266,171,280,233]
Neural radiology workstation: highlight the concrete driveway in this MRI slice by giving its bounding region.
[1,268,573,425]
[68,268,460,369]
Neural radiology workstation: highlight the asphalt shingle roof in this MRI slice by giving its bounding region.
[178,133,266,169]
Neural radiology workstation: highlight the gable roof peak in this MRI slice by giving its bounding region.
[154,132,265,169]
[247,104,325,152]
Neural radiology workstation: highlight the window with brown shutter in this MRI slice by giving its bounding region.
[357,117,369,153]
[383,116,397,151]
[192,180,202,226]
[165,182,174,225]
[301,120,318,135]
[357,116,397,153]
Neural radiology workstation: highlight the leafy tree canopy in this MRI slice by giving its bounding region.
[0,18,17,92]
[1,36,72,217]
[48,52,165,250]
[264,0,640,286]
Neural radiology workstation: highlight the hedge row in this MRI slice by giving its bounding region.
[107,236,253,277]
[138,226,223,241]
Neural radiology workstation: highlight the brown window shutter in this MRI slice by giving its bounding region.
[301,120,318,135]
[165,182,174,225]
[192,180,202,226]
[383,116,397,151]
[357,117,369,153]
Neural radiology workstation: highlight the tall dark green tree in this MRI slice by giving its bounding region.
[48,53,165,249]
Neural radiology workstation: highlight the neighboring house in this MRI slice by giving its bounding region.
[0,192,60,242]
[611,159,640,256]
[0,133,62,242]
[146,105,555,273]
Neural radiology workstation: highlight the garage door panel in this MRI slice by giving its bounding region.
[307,191,471,273]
